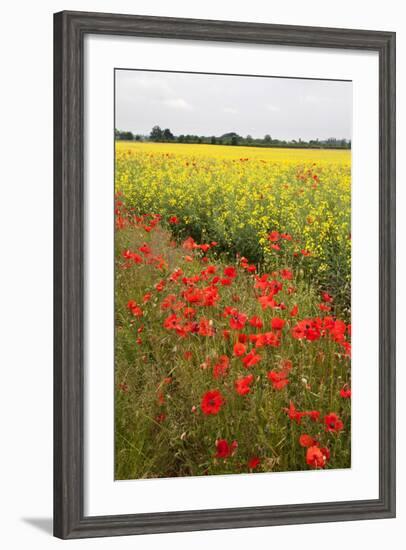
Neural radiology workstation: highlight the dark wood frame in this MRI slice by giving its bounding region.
[54,10,396,539]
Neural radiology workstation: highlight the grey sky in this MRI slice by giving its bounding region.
[115,69,352,141]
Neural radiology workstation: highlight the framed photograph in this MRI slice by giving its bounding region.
[54,10,396,539]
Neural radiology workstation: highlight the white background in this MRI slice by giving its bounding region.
[0,0,403,548]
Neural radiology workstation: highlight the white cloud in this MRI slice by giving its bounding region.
[161,98,193,111]
[266,104,280,112]
[223,107,238,114]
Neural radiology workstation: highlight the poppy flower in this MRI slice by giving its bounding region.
[249,316,263,329]
[198,318,215,337]
[248,456,261,469]
[169,216,179,224]
[229,312,248,330]
[303,410,321,422]
[127,300,143,317]
[201,390,225,415]
[322,292,333,303]
[233,342,247,357]
[306,446,326,468]
[155,280,165,292]
[242,350,262,368]
[324,413,344,432]
[235,374,254,395]
[255,331,280,348]
[267,370,289,390]
[271,317,285,331]
[319,303,331,312]
[268,231,280,242]
[258,295,276,310]
[224,266,237,278]
[299,434,315,447]
[280,268,293,280]
[340,385,352,398]
[215,439,238,458]
[283,401,304,424]
[213,355,230,379]
[139,243,151,255]
[290,304,298,317]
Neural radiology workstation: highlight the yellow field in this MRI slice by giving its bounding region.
[117,141,351,165]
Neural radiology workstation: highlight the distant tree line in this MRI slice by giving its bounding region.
[115,126,351,149]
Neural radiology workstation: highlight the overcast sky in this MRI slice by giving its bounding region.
[115,69,352,141]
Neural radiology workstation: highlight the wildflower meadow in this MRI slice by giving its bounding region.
[114,141,351,480]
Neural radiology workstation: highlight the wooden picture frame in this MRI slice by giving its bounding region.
[54,10,396,539]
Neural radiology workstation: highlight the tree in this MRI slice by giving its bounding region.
[264,134,271,143]
[210,136,217,145]
[163,128,174,141]
[150,125,163,141]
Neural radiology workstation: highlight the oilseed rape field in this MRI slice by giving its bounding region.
[114,141,351,480]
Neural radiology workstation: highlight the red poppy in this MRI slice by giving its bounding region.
[229,311,248,330]
[169,216,179,224]
[233,342,247,357]
[155,280,166,292]
[258,294,276,310]
[242,350,262,368]
[213,355,230,379]
[340,385,352,398]
[324,413,344,432]
[306,410,321,422]
[224,266,237,278]
[201,390,225,415]
[249,316,263,329]
[268,231,280,242]
[283,401,304,424]
[267,370,289,390]
[255,331,280,348]
[271,317,285,331]
[299,434,315,447]
[306,446,326,468]
[248,456,261,469]
[280,268,293,280]
[215,439,238,459]
[235,374,254,395]
[290,304,298,317]
[139,243,151,255]
[198,318,215,337]
[127,300,143,317]
[321,292,333,303]
[318,303,331,312]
